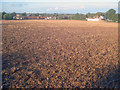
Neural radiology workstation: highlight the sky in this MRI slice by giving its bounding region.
[1,0,120,2]
[1,0,119,14]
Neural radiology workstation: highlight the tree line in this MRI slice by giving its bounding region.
[1,9,119,22]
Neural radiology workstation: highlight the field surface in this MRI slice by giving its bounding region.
[2,20,119,88]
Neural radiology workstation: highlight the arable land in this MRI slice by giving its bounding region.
[2,20,119,88]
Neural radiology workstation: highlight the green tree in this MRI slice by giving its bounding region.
[111,14,118,22]
[53,13,58,17]
[79,14,86,20]
[58,14,63,19]
[72,13,86,20]
[2,11,6,19]
[72,13,80,20]
[95,12,105,17]
[3,14,9,20]
[33,13,39,16]
[21,12,26,16]
[3,14,13,20]
[105,9,116,19]
[86,13,95,18]
[10,12,16,16]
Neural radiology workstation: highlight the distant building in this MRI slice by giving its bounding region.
[100,16,106,20]
[13,16,16,20]
[13,16,23,20]
[13,14,22,20]
[53,17,57,20]
[16,14,20,17]
[62,16,69,19]
[22,16,40,19]
[45,16,52,20]
[13,14,60,20]
[86,18,100,21]
[40,16,47,19]
[106,19,112,22]
[13,16,41,20]
[86,16,106,21]
[26,13,31,16]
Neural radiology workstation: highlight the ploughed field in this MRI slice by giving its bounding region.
[2,20,119,88]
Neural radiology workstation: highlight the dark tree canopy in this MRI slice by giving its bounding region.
[21,12,27,16]
[106,9,116,15]
[105,9,116,20]
[3,14,13,20]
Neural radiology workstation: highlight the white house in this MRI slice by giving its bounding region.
[45,17,52,20]
[86,16,106,21]
[86,18,100,21]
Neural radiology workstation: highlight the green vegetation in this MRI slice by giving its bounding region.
[105,9,116,19]
[0,12,2,20]
[2,9,119,22]
[3,14,13,20]
[2,12,16,20]
[72,13,86,20]
[105,9,118,22]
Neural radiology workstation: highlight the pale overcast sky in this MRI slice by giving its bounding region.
[1,0,120,2]
[1,0,119,14]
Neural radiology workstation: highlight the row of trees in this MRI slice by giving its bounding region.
[2,12,16,20]
[50,9,118,22]
[1,9,119,22]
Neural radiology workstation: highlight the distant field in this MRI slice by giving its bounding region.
[2,20,119,88]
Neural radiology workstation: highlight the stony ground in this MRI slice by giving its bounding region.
[2,20,119,88]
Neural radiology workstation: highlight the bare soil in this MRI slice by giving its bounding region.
[2,20,119,88]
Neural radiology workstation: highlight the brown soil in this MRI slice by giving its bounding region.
[2,20,119,88]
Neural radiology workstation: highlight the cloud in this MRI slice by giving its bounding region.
[55,7,58,10]
[46,8,52,11]
[80,6,85,9]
